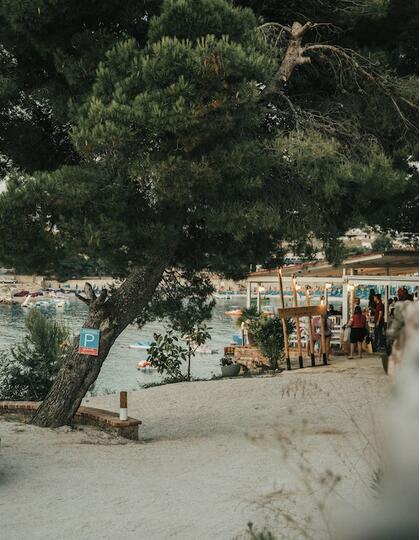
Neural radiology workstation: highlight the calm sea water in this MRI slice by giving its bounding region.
[0,297,255,392]
[0,291,352,392]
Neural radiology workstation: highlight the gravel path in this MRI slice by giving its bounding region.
[0,356,390,540]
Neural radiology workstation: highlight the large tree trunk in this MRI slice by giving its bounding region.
[31,255,170,427]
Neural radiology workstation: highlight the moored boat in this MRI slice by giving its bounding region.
[137,360,156,371]
[224,306,242,317]
[129,340,152,350]
[194,344,219,355]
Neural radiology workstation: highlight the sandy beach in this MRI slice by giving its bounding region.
[0,356,391,540]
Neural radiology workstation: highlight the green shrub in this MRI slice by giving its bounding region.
[0,309,69,400]
[146,330,188,381]
[236,306,260,328]
[147,323,211,381]
[250,316,294,370]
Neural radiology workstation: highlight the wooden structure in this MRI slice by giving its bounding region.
[277,305,326,318]
[277,271,329,370]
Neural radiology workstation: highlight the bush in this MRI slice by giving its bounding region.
[147,323,211,381]
[0,309,69,400]
[249,316,294,370]
[236,306,259,328]
[146,330,188,381]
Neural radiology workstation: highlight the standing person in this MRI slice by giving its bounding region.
[327,304,340,316]
[388,298,395,319]
[322,314,333,359]
[347,306,368,359]
[403,287,414,301]
[397,287,409,301]
[368,289,376,314]
[373,293,385,351]
[310,315,332,360]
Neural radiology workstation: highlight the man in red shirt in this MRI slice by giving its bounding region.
[374,293,385,351]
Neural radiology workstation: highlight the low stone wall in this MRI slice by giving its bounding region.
[0,401,142,441]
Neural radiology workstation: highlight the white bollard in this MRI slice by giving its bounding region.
[119,391,128,421]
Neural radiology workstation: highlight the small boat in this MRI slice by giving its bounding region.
[224,306,242,317]
[14,290,30,297]
[137,360,156,371]
[51,298,69,308]
[129,340,152,350]
[194,344,219,355]
[35,300,52,308]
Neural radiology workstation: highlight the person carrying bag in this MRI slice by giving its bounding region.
[347,306,369,359]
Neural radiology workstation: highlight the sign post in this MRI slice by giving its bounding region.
[79,328,101,356]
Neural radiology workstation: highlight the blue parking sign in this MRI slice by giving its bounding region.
[79,328,100,356]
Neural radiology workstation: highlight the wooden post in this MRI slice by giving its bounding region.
[120,391,128,421]
[278,269,291,370]
[319,296,327,365]
[292,275,304,368]
[305,287,315,367]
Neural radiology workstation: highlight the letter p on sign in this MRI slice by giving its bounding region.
[79,328,100,356]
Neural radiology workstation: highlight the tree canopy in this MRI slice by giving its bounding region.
[0,0,417,276]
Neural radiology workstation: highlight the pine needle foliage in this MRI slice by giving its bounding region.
[0,309,69,400]
[0,0,417,277]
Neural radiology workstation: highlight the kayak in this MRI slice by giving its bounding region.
[129,340,152,350]
[137,360,156,371]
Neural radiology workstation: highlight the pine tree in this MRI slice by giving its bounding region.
[0,0,417,426]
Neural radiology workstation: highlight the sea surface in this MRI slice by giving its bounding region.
[0,297,261,393]
[0,291,353,393]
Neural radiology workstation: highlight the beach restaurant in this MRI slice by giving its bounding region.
[246,250,419,325]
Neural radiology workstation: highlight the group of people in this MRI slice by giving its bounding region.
[347,286,415,358]
[304,286,416,361]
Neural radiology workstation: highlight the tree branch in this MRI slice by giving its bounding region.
[261,19,418,131]
[75,293,90,306]
[263,21,314,97]
[84,282,96,302]
[75,282,103,307]
[258,22,291,34]
[303,43,419,128]
[96,288,108,305]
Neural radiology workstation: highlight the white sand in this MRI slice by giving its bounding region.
[0,356,390,540]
